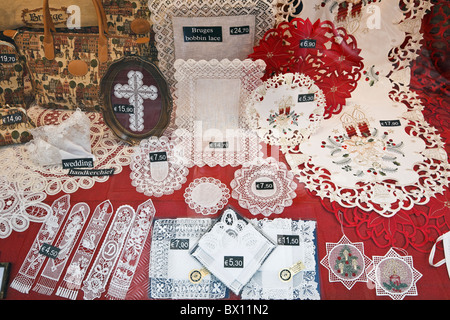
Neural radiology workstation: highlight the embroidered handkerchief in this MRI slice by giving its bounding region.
[149,218,228,299]
[190,207,276,295]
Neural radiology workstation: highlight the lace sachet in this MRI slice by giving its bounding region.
[184,177,230,215]
[241,218,320,300]
[244,73,326,151]
[230,157,297,216]
[149,218,228,299]
[190,207,276,295]
[172,59,265,167]
[26,109,94,167]
[130,136,189,197]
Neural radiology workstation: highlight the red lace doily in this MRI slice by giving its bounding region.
[248,17,364,118]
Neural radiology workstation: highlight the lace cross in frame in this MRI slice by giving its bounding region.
[172,58,266,167]
[244,72,326,152]
[149,0,276,87]
[148,218,228,299]
[184,177,230,215]
[241,218,320,300]
[130,136,189,197]
[230,157,298,217]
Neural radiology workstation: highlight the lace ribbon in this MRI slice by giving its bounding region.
[82,205,136,300]
[32,202,90,295]
[106,199,156,300]
[55,200,114,300]
[9,195,71,294]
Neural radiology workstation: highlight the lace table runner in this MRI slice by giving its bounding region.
[241,218,320,300]
[149,218,228,299]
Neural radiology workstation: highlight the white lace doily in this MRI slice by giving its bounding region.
[0,176,52,239]
[184,177,230,215]
[0,105,134,195]
[241,218,320,300]
[245,73,326,151]
[130,136,189,197]
[149,218,228,299]
[172,58,266,167]
[148,0,276,86]
[230,157,298,217]
[190,207,276,295]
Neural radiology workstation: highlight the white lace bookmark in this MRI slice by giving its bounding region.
[106,199,156,300]
[81,205,136,300]
[9,195,71,294]
[55,200,114,300]
[32,202,90,295]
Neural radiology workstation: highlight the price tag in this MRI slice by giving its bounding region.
[113,104,134,114]
[149,151,167,163]
[299,39,316,49]
[379,120,401,127]
[209,141,229,149]
[255,181,274,190]
[2,112,23,125]
[39,243,60,259]
[224,256,244,268]
[0,54,17,64]
[230,26,250,35]
[170,238,190,250]
[277,234,300,246]
[298,93,315,103]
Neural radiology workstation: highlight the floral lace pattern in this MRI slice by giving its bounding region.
[149,218,228,299]
[130,136,189,197]
[184,177,230,215]
[241,219,320,300]
[230,157,297,216]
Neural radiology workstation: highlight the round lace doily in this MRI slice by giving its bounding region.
[184,177,230,215]
[130,136,189,197]
[230,157,298,216]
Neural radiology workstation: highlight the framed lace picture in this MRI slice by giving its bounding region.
[100,55,173,145]
[172,59,266,167]
[149,0,276,86]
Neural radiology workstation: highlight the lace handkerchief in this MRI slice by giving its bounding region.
[172,59,265,167]
[190,207,276,295]
[241,218,320,300]
[230,157,297,216]
[149,218,228,299]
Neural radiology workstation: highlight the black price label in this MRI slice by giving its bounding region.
[149,151,167,163]
[379,120,401,127]
[0,54,17,64]
[255,181,274,190]
[230,26,250,35]
[2,112,23,125]
[113,104,134,114]
[183,26,223,42]
[299,39,316,49]
[224,256,244,268]
[39,243,60,259]
[170,238,190,250]
[298,93,315,103]
[277,234,300,246]
[209,141,229,149]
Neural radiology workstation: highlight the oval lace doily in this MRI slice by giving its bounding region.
[231,157,298,216]
[184,177,230,215]
[130,136,189,197]
[245,72,326,151]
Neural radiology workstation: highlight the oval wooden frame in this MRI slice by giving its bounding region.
[100,55,172,145]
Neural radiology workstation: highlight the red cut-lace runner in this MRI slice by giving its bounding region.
[248,17,364,118]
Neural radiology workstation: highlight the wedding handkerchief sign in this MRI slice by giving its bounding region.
[245,73,326,152]
[149,0,276,86]
[172,59,266,167]
[130,136,189,197]
[149,218,228,299]
[230,157,297,216]
[241,219,320,300]
[190,207,276,295]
